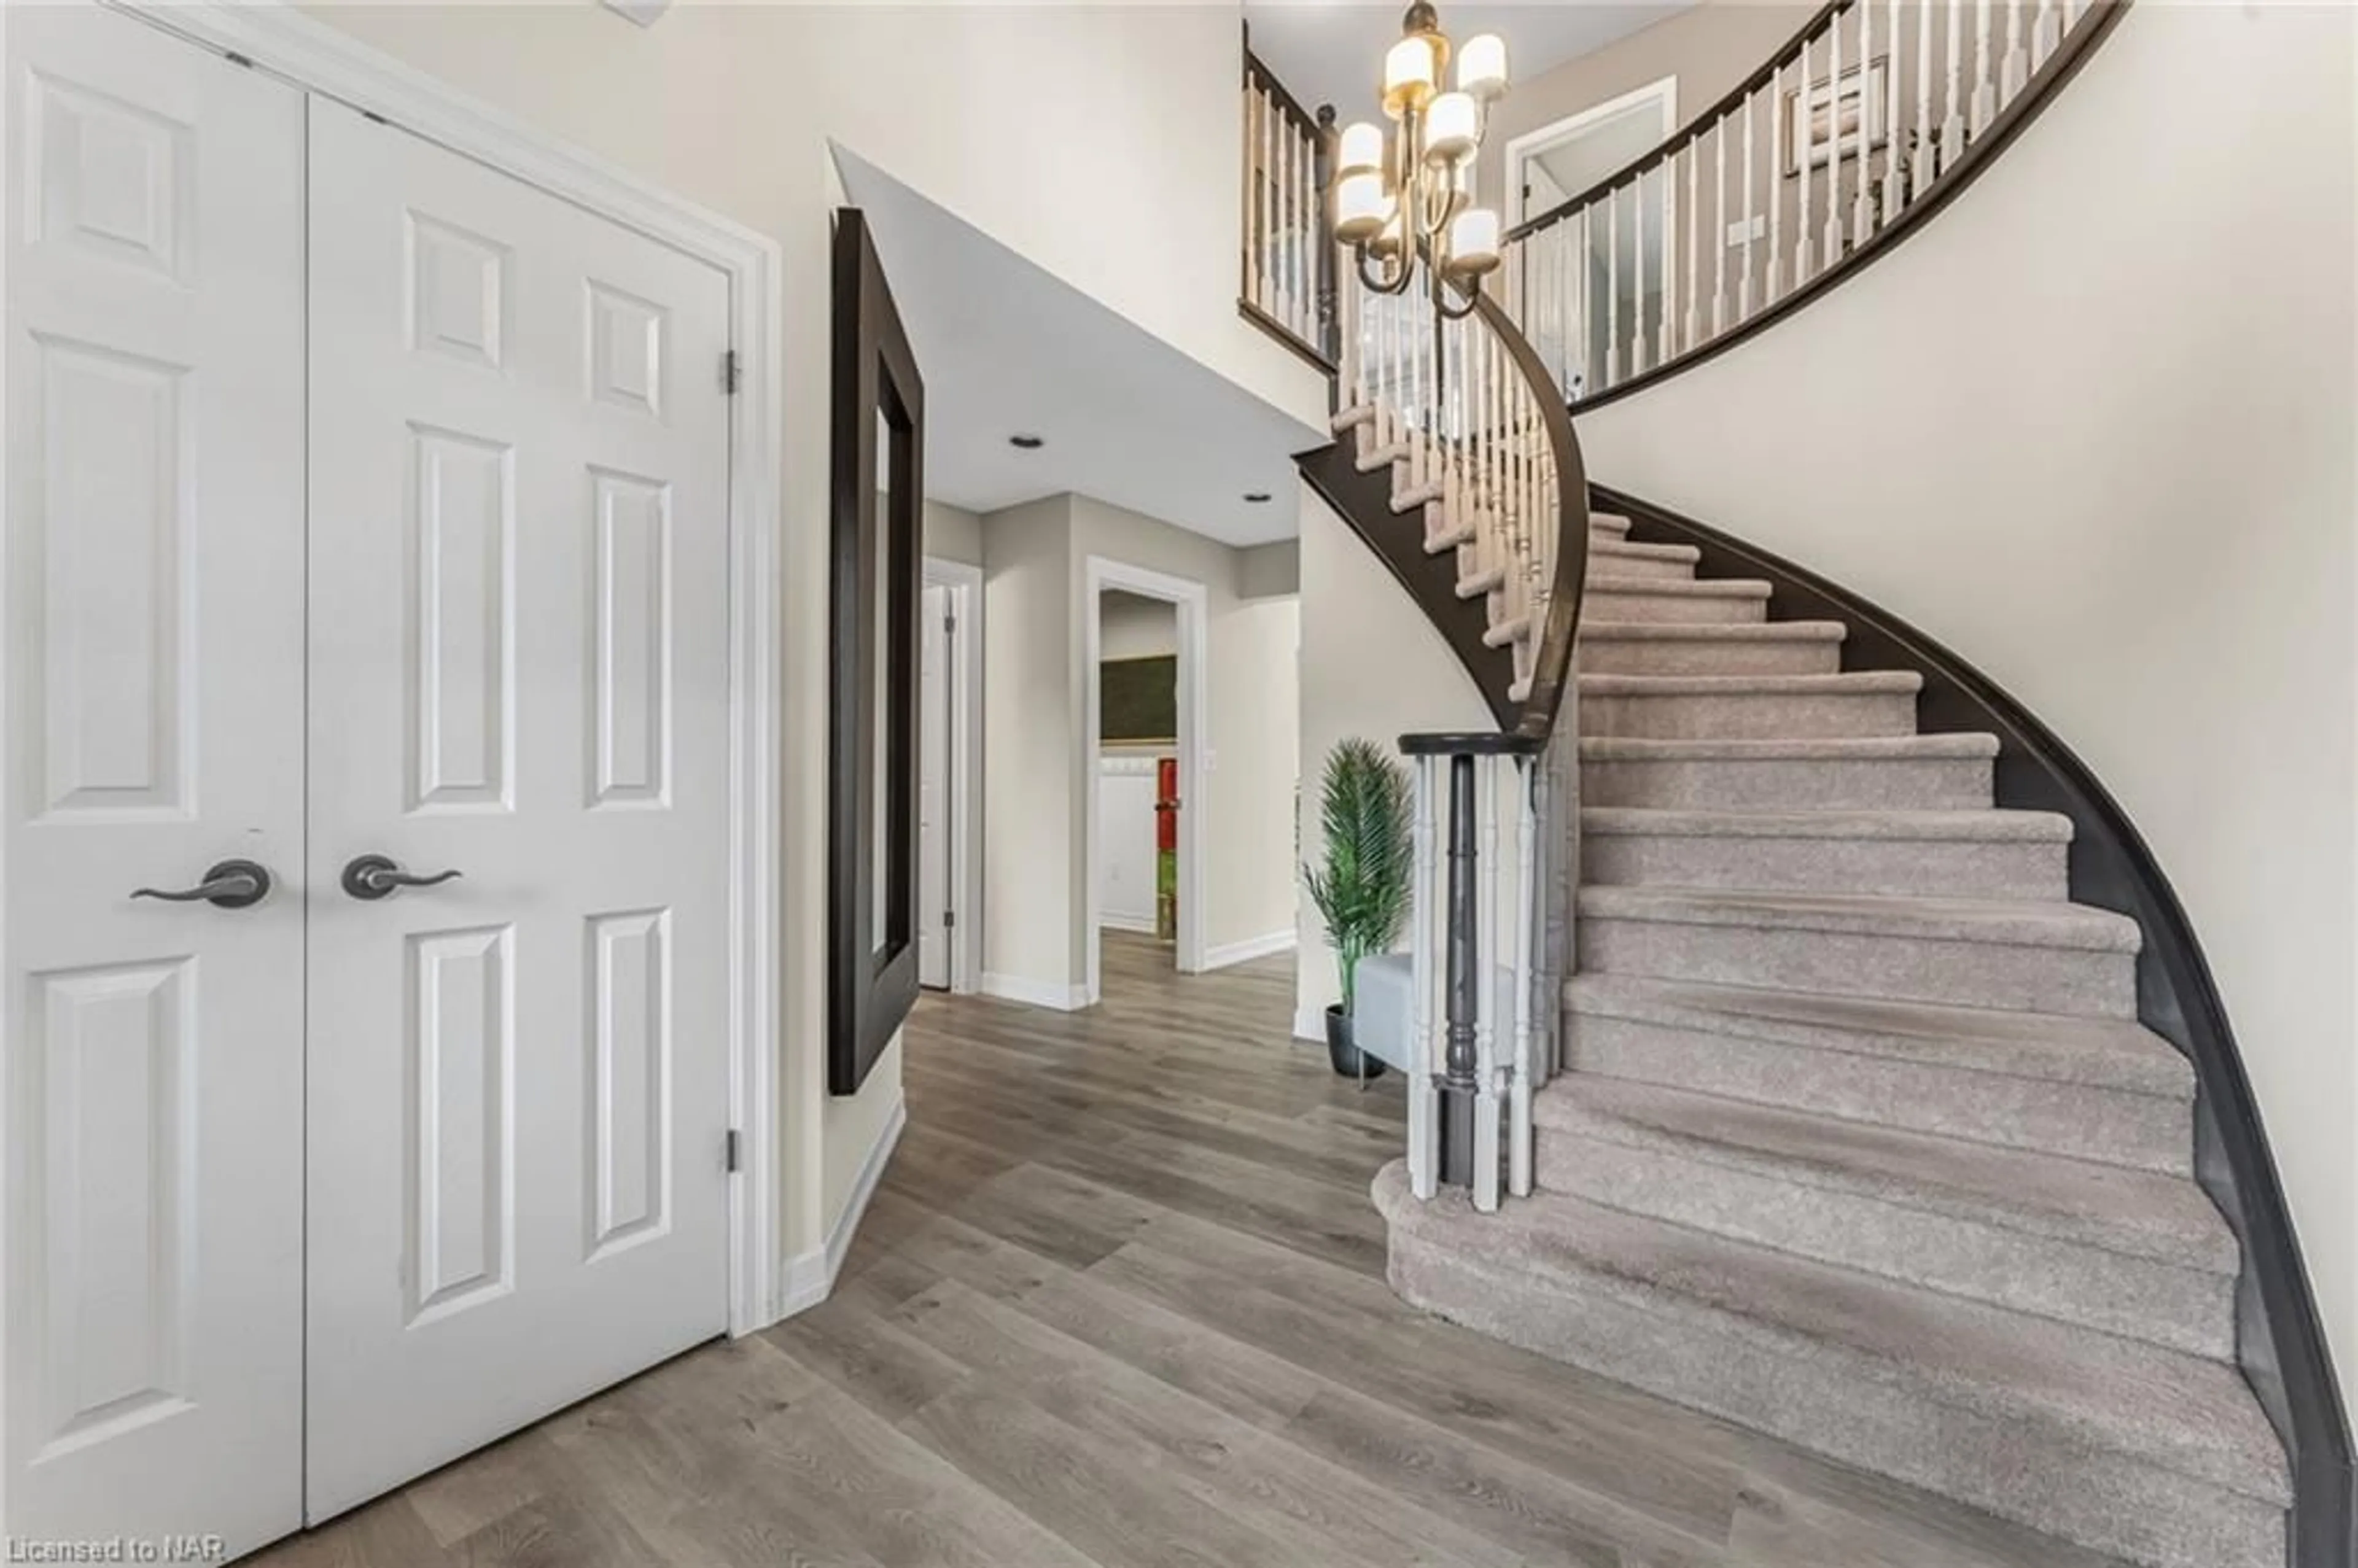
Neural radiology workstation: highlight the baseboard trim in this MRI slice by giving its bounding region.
[980,971,1091,1011]
[777,1094,906,1318]
[1098,912,1157,935]
[1203,928,1297,971]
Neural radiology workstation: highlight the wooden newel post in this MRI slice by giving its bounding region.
[1438,751,1479,1187]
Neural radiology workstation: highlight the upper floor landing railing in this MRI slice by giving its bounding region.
[1242,49,1336,369]
[1503,0,2125,406]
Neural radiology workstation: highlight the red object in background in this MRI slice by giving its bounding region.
[1154,757,1180,942]
[1155,758,1179,852]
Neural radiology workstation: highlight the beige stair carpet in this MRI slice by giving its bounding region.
[1374,503,2294,1568]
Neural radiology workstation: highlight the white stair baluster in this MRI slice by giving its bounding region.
[1822,10,1844,266]
[1269,103,1285,328]
[1575,207,1592,398]
[1339,233,1357,411]
[1971,0,1998,134]
[1916,0,1936,196]
[1658,157,1678,367]
[1796,29,1815,284]
[1759,77,1778,308]
[1854,0,1877,246]
[2034,0,2061,68]
[2003,0,2028,100]
[1631,169,1649,375]
[1943,0,1967,172]
[1413,268,1428,495]
[1282,112,1299,332]
[1606,187,1621,387]
[1242,86,1260,317]
[1886,0,1909,222]
[1685,138,1702,352]
[1254,88,1273,318]
[1713,119,1730,333]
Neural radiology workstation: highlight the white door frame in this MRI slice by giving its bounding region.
[1082,556,1207,1004]
[1503,74,1680,224]
[61,0,788,1337]
[920,556,982,996]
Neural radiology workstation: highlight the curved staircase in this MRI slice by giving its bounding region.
[1373,514,2291,1568]
[1258,3,2342,1561]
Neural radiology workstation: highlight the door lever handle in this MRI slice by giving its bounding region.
[131,859,273,910]
[342,853,464,902]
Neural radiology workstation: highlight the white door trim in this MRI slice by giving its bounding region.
[1503,73,1680,225]
[1081,556,1208,1004]
[920,556,982,996]
[91,0,788,1337]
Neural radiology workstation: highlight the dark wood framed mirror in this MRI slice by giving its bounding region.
[828,208,924,1095]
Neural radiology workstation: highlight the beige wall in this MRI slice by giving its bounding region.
[1294,483,1494,1035]
[1575,1,2358,1408]
[1100,590,1180,661]
[978,497,1081,996]
[1239,538,1303,598]
[295,2,1325,1265]
[976,493,1303,995]
[1205,594,1302,955]
[924,497,984,569]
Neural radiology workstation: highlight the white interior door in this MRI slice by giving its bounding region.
[917,583,951,990]
[302,97,734,1521]
[1096,758,1161,934]
[2,4,306,1555]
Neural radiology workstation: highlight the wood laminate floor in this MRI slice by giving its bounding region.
[252,931,2128,1568]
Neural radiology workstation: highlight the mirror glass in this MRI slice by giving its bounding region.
[873,404,893,955]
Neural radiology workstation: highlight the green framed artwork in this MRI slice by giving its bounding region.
[1100,655,1177,743]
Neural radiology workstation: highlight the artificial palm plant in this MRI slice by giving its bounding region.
[1304,737,1414,1041]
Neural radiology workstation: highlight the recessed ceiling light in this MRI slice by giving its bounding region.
[1243,491,1272,503]
[1008,433,1045,450]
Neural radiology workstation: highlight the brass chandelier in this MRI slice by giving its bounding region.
[1332,2,1509,320]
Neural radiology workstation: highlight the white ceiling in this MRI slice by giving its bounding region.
[1243,2,1692,126]
[833,147,1323,549]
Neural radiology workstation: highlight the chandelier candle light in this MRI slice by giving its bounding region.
[1333,3,1508,320]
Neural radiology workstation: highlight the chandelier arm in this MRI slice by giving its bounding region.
[1355,244,1416,297]
[1433,278,1483,322]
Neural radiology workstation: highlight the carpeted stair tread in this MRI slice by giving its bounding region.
[1578,884,2143,953]
[1534,1076,2237,1273]
[1580,619,1846,644]
[1585,574,1772,599]
[1372,1163,2291,1507]
[1563,974,2192,1099]
[1579,732,1999,761]
[1579,670,1923,697]
[1582,805,2072,843]
[1587,539,1700,576]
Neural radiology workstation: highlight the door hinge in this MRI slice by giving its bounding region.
[725,1129,742,1173]
[722,350,741,395]
[944,910,956,930]
[944,611,956,634]
[225,50,255,69]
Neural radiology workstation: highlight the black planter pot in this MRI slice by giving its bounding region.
[1324,1003,1387,1081]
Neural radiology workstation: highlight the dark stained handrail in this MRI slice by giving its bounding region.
[1475,289,1586,747]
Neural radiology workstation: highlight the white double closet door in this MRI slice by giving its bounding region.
[4,5,734,1555]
